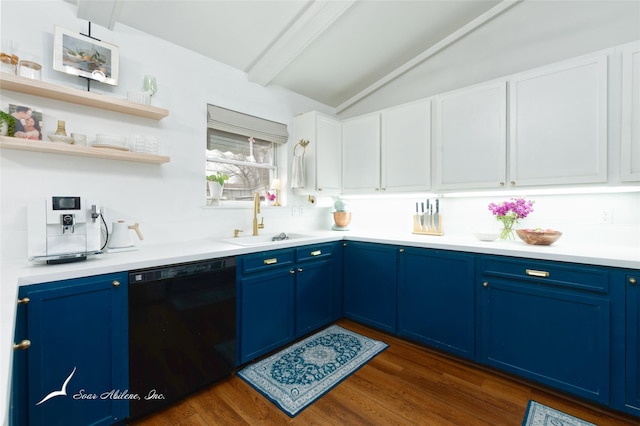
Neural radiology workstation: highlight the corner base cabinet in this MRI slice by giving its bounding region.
[11,272,129,426]
[343,242,397,333]
[478,256,610,404]
[398,248,475,359]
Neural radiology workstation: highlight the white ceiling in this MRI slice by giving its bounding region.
[73,0,513,112]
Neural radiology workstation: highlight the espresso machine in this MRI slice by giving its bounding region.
[28,196,103,264]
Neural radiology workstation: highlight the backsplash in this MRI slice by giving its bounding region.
[339,192,640,248]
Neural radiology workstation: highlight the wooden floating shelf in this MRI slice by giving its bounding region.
[0,136,170,164]
[0,73,169,120]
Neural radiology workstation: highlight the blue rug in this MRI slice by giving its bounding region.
[237,324,388,417]
[522,400,595,426]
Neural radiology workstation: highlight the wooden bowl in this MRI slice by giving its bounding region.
[516,229,562,245]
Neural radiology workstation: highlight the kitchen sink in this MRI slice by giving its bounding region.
[220,232,313,247]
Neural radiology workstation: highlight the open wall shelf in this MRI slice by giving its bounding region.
[0,136,170,164]
[0,73,169,120]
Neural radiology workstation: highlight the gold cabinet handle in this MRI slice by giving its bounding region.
[290,269,295,274]
[17,297,30,305]
[113,280,120,287]
[510,181,516,186]
[298,268,303,272]
[343,243,347,247]
[526,269,549,278]
[483,281,489,288]
[14,340,31,350]
[310,250,322,256]
[264,258,278,265]
[399,248,404,253]
[499,182,505,187]
[630,277,637,285]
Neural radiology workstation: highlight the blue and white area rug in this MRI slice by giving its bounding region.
[237,324,388,417]
[522,400,596,426]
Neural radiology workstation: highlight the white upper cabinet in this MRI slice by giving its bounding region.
[509,54,608,186]
[621,42,640,182]
[293,111,342,194]
[434,81,506,191]
[342,113,381,193]
[381,100,431,192]
[342,101,431,194]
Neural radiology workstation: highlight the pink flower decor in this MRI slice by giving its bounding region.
[266,192,276,202]
[488,198,534,239]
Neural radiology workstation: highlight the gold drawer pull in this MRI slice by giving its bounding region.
[14,340,31,350]
[526,269,549,278]
[310,250,322,256]
[17,297,30,305]
[264,258,278,265]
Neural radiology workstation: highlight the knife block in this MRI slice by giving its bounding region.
[412,214,444,236]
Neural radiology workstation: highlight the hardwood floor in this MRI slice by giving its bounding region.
[130,320,638,425]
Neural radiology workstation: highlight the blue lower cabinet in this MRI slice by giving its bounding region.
[238,244,341,364]
[296,259,335,336]
[239,265,296,364]
[479,257,610,404]
[623,270,640,415]
[12,272,128,426]
[343,242,397,333]
[398,248,475,360]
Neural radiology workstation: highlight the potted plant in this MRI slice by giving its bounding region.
[0,111,16,137]
[206,172,229,199]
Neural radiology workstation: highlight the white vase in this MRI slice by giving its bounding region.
[208,181,224,199]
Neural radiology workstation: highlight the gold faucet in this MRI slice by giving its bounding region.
[253,192,264,236]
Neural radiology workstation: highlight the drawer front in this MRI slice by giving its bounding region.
[480,255,608,293]
[242,249,295,274]
[296,243,335,263]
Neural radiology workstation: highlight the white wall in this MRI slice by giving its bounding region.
[0,1,336,262]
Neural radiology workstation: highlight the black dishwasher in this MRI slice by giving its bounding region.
[128,257,236,420]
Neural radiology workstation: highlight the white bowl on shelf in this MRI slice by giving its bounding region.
[48,134,74,144]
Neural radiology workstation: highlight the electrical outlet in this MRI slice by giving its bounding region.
[601,209,613,224]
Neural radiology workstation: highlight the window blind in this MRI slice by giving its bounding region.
[207,104,289,145]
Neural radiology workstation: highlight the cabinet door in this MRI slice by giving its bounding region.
[509,54,607,186]
[343,242,397,333]
[293,111,342,194]
[435,81,507,190]
[22,273,128,426]
[480,278,610,404]
[381,100,431,192]
[625,272,640,411]
[621,42,640,182]
[398,248,475,360]
[316,114,342,193]
[342,114,381,193]
[240,268,295,364]
[296,259,334,336]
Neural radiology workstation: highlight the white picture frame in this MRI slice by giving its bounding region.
[53,25,119,86]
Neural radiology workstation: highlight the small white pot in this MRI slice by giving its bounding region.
[208,181,224,199]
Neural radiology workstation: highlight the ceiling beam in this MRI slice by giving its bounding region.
[247,0,356,86]
[335,0,523,113]
[76,0,123,31]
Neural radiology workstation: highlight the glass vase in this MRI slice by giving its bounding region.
[498,217,516,240]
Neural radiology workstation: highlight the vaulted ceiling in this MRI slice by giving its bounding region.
[73,0,511,112]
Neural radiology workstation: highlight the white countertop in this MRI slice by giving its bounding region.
[2,231,639,424]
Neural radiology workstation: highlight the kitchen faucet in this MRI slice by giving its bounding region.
[253,192,264,236]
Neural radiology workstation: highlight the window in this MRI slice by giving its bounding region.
[206,105,288,202]
[206,130,276,201]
